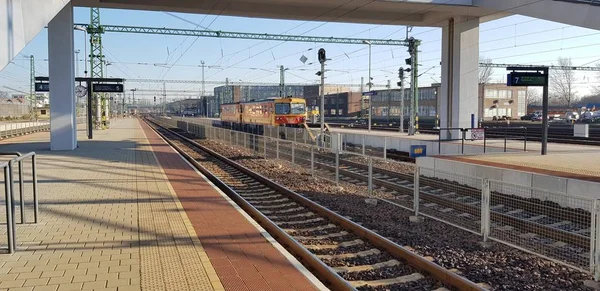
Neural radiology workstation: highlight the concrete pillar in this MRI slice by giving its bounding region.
[48,2,77,150]
[439,17,479,139]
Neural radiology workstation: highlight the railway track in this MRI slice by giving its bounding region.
[265,142,591,268]
[145,117,486,291]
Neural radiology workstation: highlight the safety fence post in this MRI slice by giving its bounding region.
[335,148,340,185]
[481,178,491,242]
[291,142,295,165]
[311,146,315,178]
[383,137,387,160]
[591,199,600,281]
[276,139,279,159]
[368,157,373,196]
[362,135,366,155]
[413,166,420,215]
[263,137,267,158]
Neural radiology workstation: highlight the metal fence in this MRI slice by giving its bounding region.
[0,122,50,139]
[161,116,600,278]
[439,127,527,154]
[1,152,39,254]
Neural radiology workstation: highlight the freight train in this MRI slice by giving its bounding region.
[214,97,307,134]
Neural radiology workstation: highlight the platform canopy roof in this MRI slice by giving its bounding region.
[74,0,503,27]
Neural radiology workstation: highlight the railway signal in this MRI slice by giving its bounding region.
[398,67,407,133]
[317,48,327,146]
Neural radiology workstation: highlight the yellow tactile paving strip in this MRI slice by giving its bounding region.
[0,119,219,291]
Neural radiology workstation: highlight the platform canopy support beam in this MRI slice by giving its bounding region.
[439,17,480,139]
[48,2,77,150]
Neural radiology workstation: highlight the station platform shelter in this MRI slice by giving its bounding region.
[0,118,325,291]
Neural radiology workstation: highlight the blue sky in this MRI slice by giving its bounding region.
[1,7,600,101]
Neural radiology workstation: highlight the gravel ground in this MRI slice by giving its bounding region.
[186,134,594,291]
[343,154,415,174]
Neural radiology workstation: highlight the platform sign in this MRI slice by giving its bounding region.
[34,83,49,92]
[362,91,377,96]
[92,84,124,93]
[471,128,485,140]
[507,72,546,87]
[409,145,427,158]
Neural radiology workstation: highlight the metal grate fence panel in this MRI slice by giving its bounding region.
[488,180,593,270]
[418,168,483,234]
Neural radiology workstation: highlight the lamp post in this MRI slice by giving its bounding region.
[201,60,205,100]
[363,40,372,132]
[74,49,80,77]
[279,65,289,97]
[74,26,88,77]
[130,89,137,115]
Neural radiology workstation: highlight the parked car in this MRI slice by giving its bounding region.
[520,113,538,121]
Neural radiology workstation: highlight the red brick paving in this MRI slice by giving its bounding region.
[140,121,319,291]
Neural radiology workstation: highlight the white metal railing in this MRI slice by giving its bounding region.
[161,116,600,279]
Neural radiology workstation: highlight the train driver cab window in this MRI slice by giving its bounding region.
[290,103,306,114]
[275,103,291,114]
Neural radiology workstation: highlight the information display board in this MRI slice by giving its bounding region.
[506,72,547,87]
[92,84,124,93]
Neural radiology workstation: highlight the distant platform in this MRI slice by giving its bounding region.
[438,151,600,182]
[418,149,600,201]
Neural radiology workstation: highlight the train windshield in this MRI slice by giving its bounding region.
[275,103,306,114]
[290,103,306,114]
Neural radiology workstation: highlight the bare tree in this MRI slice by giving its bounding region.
[550,57,577,107]
[0,91,9,99]
[526,88,541,107]
[479,57,494,84]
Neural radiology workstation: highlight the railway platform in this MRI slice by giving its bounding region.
[418,148,600,203]
[437,150,600,182]
[330,126,598,155]
[0,118,324,291]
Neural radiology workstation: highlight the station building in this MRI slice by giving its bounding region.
[479,83,527,120]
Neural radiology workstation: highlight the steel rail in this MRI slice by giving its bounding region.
[149,118,486,291]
